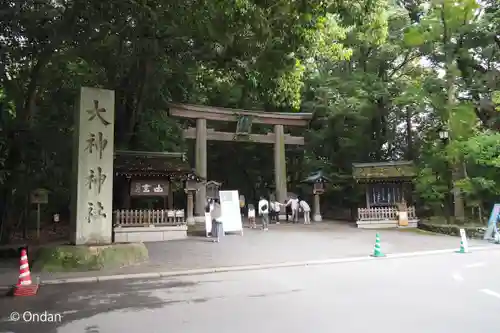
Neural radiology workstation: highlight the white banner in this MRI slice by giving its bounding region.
[219,190,243,235]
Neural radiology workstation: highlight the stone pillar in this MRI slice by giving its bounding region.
[195,118,207,222]
[186,191,195,225]
[313,193,322,222]
[274,124,287,207]
[71,87,115,245]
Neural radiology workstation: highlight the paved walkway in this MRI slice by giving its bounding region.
[4,250,499,333]
[0,222,494,286]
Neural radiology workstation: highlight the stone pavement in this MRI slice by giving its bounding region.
[3,249,500,333]
[0,222,494,286]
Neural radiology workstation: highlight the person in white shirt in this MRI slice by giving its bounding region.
[269,201,276,222]
[258,196,269,230]
[286,197,299,223]
[248,203,256,229]
[205,199,213,238]
[273,201,282,224]
[299,199,311,224]
[210,199,223,242]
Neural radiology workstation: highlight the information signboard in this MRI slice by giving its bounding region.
[219,190,243,235]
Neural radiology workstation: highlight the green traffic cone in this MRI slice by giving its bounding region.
[371,233,385,257]
[455,240,468,254]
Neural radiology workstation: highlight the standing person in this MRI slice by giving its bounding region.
[284,200,291,222]
[205,199,213,238]
[269,200,276,222]
[211,199,223,242]
[258,196,269,231]
[248,203,256,229]
[299,199,311,224]
[239,195,245,217]
[273,200,282,224]
[286,197,299,223]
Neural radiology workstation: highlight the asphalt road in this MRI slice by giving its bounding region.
[1,249,500,333]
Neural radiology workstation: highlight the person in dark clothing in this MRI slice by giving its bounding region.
[284,200,292,222]
[269,201,277,222]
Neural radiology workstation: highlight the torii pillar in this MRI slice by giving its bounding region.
[274,124,287,205]
[168,104,312,222]
[195,118,207,221]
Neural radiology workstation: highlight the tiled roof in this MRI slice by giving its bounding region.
[352,161,416,180]
[114,150,203,180]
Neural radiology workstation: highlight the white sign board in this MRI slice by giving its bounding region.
[459,228,469,252]
[219,190,243,235]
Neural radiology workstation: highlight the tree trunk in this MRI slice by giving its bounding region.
[445,61,465,223]
[0,52,51,243]
[405,106,414,160]
[441,1,465,223]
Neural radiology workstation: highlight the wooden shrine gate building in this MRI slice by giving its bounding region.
[353,161,419,228]
[169,104,313,222]
[112,150,204,242]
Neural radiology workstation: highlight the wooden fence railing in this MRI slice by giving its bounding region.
[114,209,186,227]
[357,206,417,221]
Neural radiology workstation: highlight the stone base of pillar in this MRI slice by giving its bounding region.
[194,216,205,224]
[313,214,322,222]
[187,217,196,225]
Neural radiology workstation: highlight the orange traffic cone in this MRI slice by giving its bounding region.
[12,248,39,296]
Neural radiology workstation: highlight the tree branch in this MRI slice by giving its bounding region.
[440,3,449,48]
[494,35,500,50]
[388,52,419,78]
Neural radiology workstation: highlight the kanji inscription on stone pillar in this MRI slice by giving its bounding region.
[71,87,115,245]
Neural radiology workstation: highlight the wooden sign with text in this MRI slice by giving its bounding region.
[130,180,169,196]
[30,188,49,204]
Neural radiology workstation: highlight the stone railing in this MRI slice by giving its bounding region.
[113,209,185,227]
[357,206,417,221]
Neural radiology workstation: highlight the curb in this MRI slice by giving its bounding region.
[36,245,500,286]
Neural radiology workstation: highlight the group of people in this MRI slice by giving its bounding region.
[249,196,311,230]
[206,195,312,243]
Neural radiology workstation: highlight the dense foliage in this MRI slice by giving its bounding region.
[0,0,499,240]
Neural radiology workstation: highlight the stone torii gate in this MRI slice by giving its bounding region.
[169,104,313,222]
